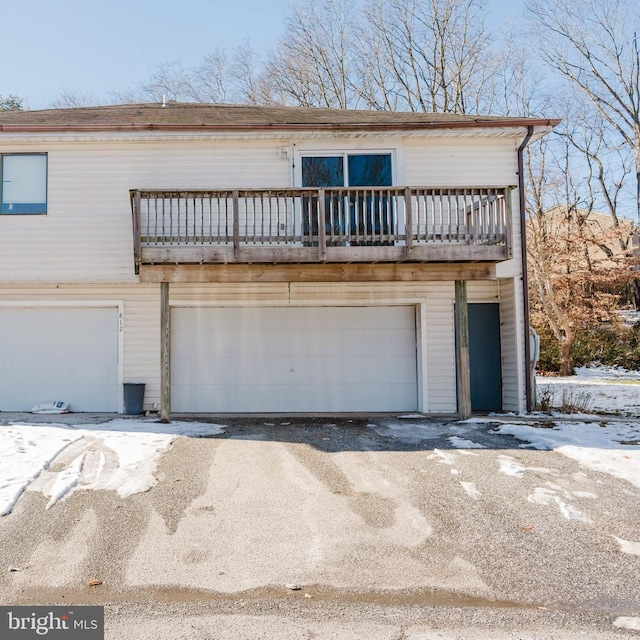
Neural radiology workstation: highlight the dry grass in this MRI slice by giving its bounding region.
[537,387,594,414]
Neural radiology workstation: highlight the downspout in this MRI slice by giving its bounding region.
[518,126,534,412]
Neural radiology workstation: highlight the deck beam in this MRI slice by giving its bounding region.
[140,262,497,283]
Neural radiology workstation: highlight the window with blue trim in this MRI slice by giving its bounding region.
[1,154,48,214]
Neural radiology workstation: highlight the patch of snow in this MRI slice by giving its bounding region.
[0,419,226,516]
[369,423,449,443]
[495,422,640,489]
[612,535,640,556]
[617,309,640,327]
[460,481,481,499]
[45,453,85,509]
[0,425,83,516]
[575,364,640,380]
[497,455,552,477]
[613,617,640,631]
[498,455,526,477]
[527,487,592,523]
[458,417,499,424]
[448,436,485,449]
[428,449,456,465]
[571,491,598,499]
[537,364,640,416]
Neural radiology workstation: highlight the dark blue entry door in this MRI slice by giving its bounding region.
[468,303,502,411]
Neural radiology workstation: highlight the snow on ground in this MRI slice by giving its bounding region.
[614,617,640,631]
[0,419,225,516]
[493,421,640,489]
[448,436,485,449]
[617,309,640,327]
[537,364,640,416]
[368,422,453,444]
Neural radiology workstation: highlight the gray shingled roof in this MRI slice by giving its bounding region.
[0,102,559,132]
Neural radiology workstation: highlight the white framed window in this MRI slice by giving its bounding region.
[1,153,48,215]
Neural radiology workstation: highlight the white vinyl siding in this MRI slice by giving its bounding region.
[0,140,291,283]
[0,134,524,285]
[171,306,418,413]
[404,136,523,280]
[498,277,525,412]
[403,137,518,186]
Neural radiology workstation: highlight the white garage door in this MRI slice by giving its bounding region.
[172,306,417,412]
[0,307,119,412]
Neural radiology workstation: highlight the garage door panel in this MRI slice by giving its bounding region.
[173,306,414,333]
[172,306,418,412]
[173,327,416,359]
[1,329,117,358]
[173,354,417,386]
[173,382,417,413]
[0,308,115,333]
[0,356,116,386]
[0,308,119,412]
[1,384,119,413]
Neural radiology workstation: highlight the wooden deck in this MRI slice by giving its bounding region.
[130,186,514,270]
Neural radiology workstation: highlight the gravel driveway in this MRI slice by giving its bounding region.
[1,415,638,639]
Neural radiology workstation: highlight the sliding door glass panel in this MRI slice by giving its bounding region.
[347,154,392,186]
[302,156,344,187]
[301,156,345,243]
[347,154,393,243]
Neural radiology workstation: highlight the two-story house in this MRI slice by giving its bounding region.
[0,103,558,417]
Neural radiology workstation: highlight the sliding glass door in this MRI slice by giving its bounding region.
[301,153,393,245]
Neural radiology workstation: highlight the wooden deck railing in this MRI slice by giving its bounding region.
[130,186,513,269]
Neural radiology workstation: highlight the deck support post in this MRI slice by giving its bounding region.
[455,280,472,419]
[160,281,171,423]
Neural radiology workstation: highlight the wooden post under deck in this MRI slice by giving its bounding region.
[455,280,472,419]
[160,281,171,423]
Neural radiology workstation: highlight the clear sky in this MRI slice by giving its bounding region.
[3,0,524,110]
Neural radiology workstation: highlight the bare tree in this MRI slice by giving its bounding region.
[229,44,268,105]
[360,0,494,113]
[136,60,194,103]
[486,24,551,117]
[560,97,634,248]
[49,88,101,109]
[120,0,502,113]
[525,132,633,374]
[528,0,640,223]
[262,0,499,113]
[263,0,360,108]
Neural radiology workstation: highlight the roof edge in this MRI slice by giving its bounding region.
[0,118,561,134]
